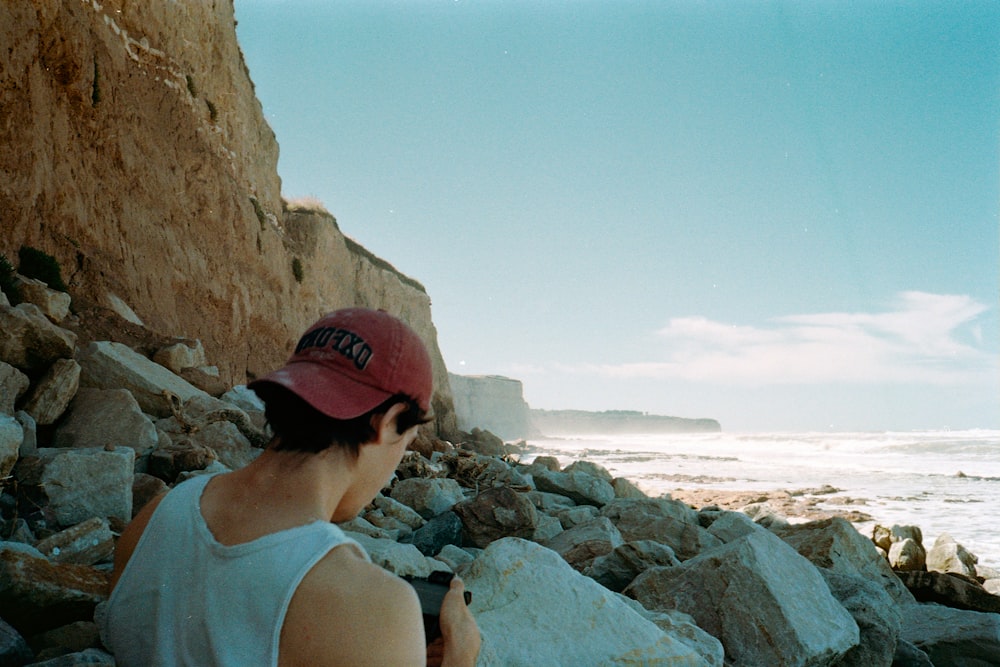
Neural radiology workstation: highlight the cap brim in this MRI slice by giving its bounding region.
[248,361,394,420]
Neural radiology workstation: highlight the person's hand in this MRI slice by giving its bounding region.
[431,576,480,667]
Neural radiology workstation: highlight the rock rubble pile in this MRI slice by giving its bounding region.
[2,277,1000,666]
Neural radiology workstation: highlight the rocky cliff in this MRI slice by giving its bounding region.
[448,374,537,441]
[0,0,457,435]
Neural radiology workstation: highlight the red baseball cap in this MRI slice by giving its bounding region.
[248,308,433,419]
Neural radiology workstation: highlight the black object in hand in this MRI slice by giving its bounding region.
[403,571,472,645]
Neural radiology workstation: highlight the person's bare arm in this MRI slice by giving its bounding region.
[280,546,427,666]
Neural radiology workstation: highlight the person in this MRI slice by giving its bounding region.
[101,308,481,666]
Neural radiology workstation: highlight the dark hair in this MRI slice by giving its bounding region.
[251,383,430,458]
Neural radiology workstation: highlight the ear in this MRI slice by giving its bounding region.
[370,402,409,445]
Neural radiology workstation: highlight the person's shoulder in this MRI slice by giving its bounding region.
[280,543,426,667]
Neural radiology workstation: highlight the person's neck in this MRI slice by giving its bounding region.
[203,448,355,545]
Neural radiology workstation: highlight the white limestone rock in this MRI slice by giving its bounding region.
[152,339,206,373]
[52,388,157,457]
[77,341,210,418]
[23,358,81,425]
[38,446,135,527]
[460,537,715,666]
[13,276,71,323]
[624,528,860,667]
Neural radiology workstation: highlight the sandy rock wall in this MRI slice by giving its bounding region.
[0,1,457,435]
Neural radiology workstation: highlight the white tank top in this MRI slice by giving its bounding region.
[101,472,368,666]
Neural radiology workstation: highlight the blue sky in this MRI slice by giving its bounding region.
[235,1,998,432]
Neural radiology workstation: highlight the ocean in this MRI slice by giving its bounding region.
[522,429,1000,570]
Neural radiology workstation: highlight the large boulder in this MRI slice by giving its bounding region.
[926,533,978,577]
[897,570,1000,613]
[0,543,108,636]
[390,478,467,519]
[531,468,615,507]
[52,388,157,456]
[820,569,902,667]
[601,498,722,561]
[774,517,913,605]
[542,516,622,571]
[23,358,81,426]
[624,529,859,666]
[460,538,717,666]
[900,603,1000,666]
[452,486,538,548]
[76,341,211,418]
[37,446,135,527]
[585,540,680,592]
[0,304,77,372]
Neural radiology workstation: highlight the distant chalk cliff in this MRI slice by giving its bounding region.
[448,374,537,441]
[448,374,719,439]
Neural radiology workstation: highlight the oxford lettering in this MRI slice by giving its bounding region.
[295,327,373,370]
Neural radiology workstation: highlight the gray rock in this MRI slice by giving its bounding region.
[774,517,914,605]
[38,446,135,527]
[165,394,268,448]
[371,494,426,529]
[0,617,32,666]
[52,388,157,456]
[889,537,926,572]
[338,516,399,541]
[15,410,37,456]
[528,455,560,472]
[433,544,476,570]
[900,603,1000,666]
[23,358,81,425]
[390,477,466,519]
[152,339,206,373]
[35,517,115,566]
[820,569,901,667]
[0,304,77,371]
[461,537,715,666]
[531,513,563,543]
[563,459,613,482]
[343,532,448,579]
[408,511,463,556]
[13,276,71,323]
[220,385,265,413]
[555,504,599,529]
[585,539,680,592]
[0,361,30,414]
[891,640,934,667]
[611,476,648,499]
[27,621,103,663]
[624,529,859,667]
[0,544,108,637]
[926,532,978,577]
[76,341,210,418]
[706,510,762,543]
[147,439,220,483]
[897,570,1000,613]
[0,414,22,479]
[525,489,576,513]
[532,468,615,507]
[543,516,623,571]
[453,486,538,548]
[600,497,721,561]
[131,473,168,517]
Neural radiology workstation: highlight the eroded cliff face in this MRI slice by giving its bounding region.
[0,0,457,435]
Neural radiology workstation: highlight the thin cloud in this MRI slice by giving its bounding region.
[538,292,995,386]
